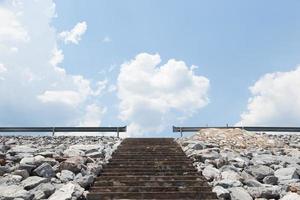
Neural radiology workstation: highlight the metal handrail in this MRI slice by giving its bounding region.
[0,126,127,137]
[173,126,300,137]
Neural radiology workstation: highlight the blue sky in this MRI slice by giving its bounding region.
[1,0,300,137]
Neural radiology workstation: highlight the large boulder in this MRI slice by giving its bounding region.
[212,186,230,199]
[229,187,252,200]
[247,186,282,199]
[0,185,33,200]
[63,149,85,157]
[246,165,274,181]
[48,182,84,200]
[33,163,55,178]
[75,174,94,188]
[275,167,299,181]
[0,174,23,185]
[202,165,220,181]
[59,156,86,173]
[21,176,48,190]
[59,170,75,183]
[29,183,56,199]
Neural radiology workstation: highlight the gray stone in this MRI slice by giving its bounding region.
[214,179,243,188]
[263,176,278,185]
[275,167,299,181]
[0,166,10,176]
[75,174,94,188]
[229,187,252,200]
[244,179,263,187]
[247,186,281,199]
[246,165,274,181]
[33,163,55,178]
[21,176,48,190]
[251,155,280,165]
[59,170,75,182]
[202,165,220,181]
[30,183,56,200]
[18,163,36,173]
[0,185,33,200]
[63,148,85,157]
[12,169,30,179]
[212,186,230,199]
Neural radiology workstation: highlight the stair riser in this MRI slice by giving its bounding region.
[90,186,212,192]
[87,192,217,199]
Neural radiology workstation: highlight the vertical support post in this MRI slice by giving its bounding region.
[180,127,183,137]
[117,127,119,138]
[52,127,55,137]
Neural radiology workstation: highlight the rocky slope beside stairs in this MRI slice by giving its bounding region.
[0,136,121,200]
[177,128,300,200]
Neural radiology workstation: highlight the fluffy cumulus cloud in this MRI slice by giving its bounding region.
[0,0,105,130]
[117,53,210,135]
[237,66,300,126]
[59,21,87,44]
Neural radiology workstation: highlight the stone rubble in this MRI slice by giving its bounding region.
[177,128,300,200]
[0,136,121,200]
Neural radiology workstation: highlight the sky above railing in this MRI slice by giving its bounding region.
[1,0,300,137]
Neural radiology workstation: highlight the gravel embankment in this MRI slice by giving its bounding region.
[0,136,121,200]
[177,128,300,200]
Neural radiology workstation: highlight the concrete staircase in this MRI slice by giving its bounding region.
[87,138,217,199]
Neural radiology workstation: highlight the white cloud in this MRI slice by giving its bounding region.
[79,104,106,126]
[102,36,111,43]
[37,90,82,107]
[237,66,300,126]
[0,1,105,128]
[117,53,210,135]
[0,7,29,43]
[0,64,7,74]
[59,21,87,44]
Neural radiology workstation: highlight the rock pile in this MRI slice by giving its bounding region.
[0,136,121,200]
[177,128,300,200]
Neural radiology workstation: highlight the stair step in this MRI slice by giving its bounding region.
[93,180,209,187]
[95,176,205,181]
[90,186,212,192]
[87,192,218,199]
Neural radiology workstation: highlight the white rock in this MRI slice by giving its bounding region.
[202,165,220,181]
[48,182,84,200]
[0,185,33,200]
[229,187,252,200]
[221,170,242,181]
[63,149,85,157]
[281,192,300,200]
[275,167,299,181]
[59,170,75,182]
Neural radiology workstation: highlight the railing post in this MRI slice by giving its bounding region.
[180,127,183,137]
[52,127,55,136]
[117,127,119,138]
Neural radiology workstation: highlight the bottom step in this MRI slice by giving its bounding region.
[87,192,218,199]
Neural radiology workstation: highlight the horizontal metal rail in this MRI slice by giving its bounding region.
[0,126,127,137]
[173,126,300,137]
